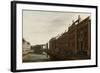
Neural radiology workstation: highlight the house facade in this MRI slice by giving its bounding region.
[48,16,91,60]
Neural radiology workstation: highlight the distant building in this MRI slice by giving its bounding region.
[31,44,44,54]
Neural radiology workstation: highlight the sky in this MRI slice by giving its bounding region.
[23,10,90,45]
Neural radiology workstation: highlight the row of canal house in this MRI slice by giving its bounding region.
[22,38,31,55]
[47,16,91,60]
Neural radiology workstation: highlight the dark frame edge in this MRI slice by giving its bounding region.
[12,1,97,8]
[96,6,98,67]
[14,65,97,72]
[11,1,16,72]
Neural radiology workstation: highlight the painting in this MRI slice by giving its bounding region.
[11,1,98,72]
[22,10,91,62]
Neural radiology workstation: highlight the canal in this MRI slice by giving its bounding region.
[23,53,50,62]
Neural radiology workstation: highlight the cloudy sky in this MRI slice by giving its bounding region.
[23,10,90,45]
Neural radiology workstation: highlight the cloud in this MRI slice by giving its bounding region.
[23,10,90,45]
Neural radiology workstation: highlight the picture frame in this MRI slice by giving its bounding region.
[11,1,98,72]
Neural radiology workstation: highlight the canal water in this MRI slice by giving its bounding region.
[23,53,50,62]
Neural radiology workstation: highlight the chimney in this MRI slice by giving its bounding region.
[78,15,81,23]
[72,20,75,25]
